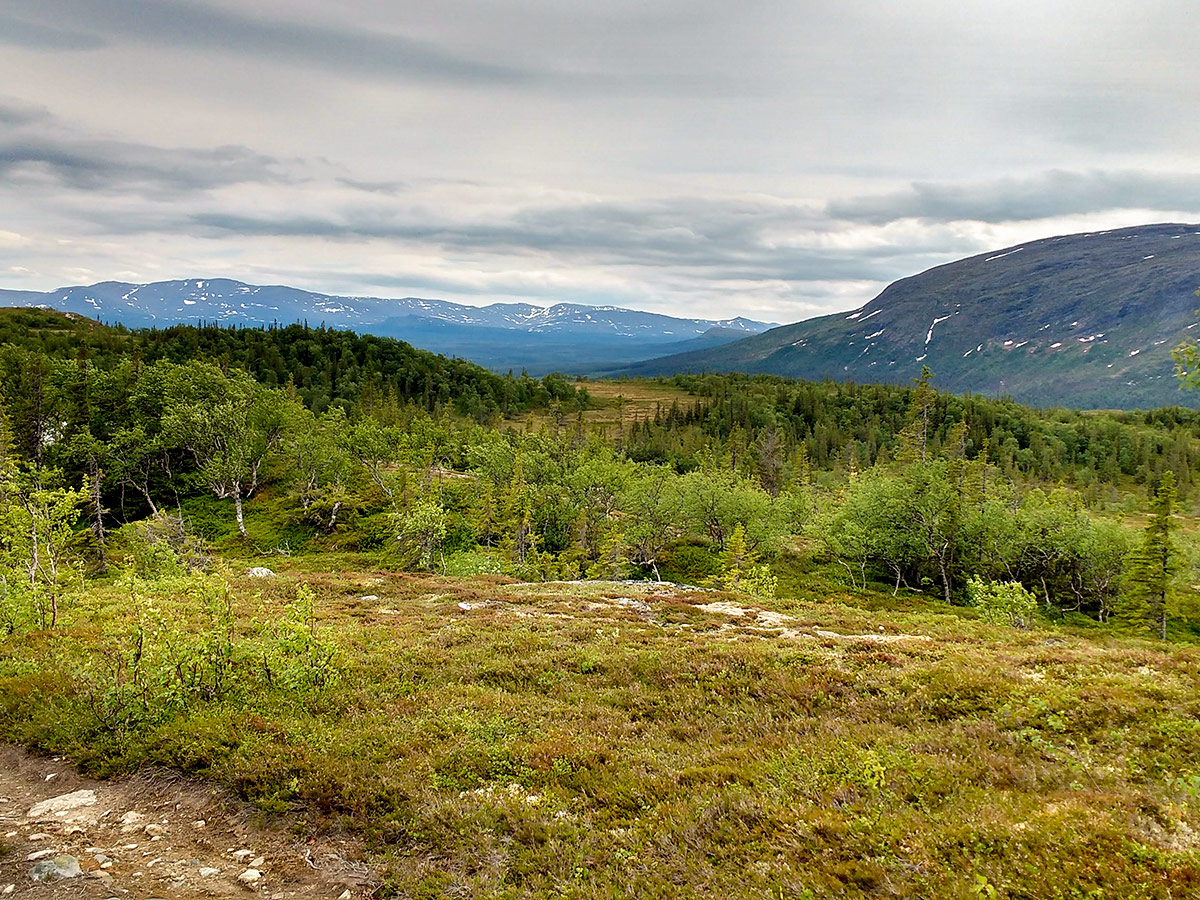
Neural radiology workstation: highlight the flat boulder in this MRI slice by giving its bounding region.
[26,789,99,825]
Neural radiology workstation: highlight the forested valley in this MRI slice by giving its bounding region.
[2,308,1199,637]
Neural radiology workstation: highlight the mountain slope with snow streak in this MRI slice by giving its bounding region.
[621,224,1200,409]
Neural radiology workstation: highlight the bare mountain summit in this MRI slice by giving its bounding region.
[622,223,1200,409]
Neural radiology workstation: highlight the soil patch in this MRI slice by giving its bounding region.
[0,746,369,899]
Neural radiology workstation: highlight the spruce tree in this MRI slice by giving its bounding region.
[896,366,936,464]
[721,523,754,590]
[1124,471,1178,639]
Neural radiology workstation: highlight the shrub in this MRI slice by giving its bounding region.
[394,500,447,571]
[86,571,240,731]
[967,577,1038,629]
[116,513,210,578]
[741,564,779,600]
[265,583,341,693]
[659,543,722,584]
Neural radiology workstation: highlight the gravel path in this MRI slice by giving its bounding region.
[0,746,369,900]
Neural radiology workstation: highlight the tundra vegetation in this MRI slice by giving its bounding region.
[3,309,1200,897]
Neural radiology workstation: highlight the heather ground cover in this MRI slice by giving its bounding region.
[4,559,1199,899]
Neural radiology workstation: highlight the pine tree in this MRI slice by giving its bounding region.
[721,523,754,590]
[471,479,498,548]
[1123,471,1178,639]
[895,365,936,465]
[585,525,628,581]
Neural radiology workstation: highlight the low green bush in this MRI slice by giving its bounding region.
[967,577,1039,629]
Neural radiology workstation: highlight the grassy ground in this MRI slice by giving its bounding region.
[511,379,697,441]
[578,380,695,422]
[3,559,1200,899]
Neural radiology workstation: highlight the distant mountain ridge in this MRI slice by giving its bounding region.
[0,279,774,375]
[621,223,1200,409]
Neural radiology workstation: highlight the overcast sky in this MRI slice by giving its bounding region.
[2,0,1199,321]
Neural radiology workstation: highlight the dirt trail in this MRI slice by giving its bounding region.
[0,746,369,899]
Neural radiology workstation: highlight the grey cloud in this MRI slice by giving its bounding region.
[0,13,105,50]
[828,171,1200,225]
[335,177,407,195]
[0,136,288,193]
[6,0,536,85]
[176,198,925,285]
[183,198,810,259]
[0,98,53,127]
[0,99,296,193]
[0,103,424,198]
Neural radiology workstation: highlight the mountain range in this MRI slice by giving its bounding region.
[5,223,1200,409]
[0,279,774,375]
[622,223,1200,409]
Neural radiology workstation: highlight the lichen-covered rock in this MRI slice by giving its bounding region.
[29,854,82,883]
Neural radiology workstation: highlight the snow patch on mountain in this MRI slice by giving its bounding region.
[0,279,776,341]
[925,315,952,346]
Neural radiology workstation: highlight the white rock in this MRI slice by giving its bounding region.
[144,823,167,837]
[232,849,256,862]
[238,868,262,884]
[26,848,57,861]
[249,855,264,868]
[2,884,13,895]
[199,867,221,877]
[26,790,98,823]
[337,891,352,900]
[28,833,49,841]
[245,567,276,578]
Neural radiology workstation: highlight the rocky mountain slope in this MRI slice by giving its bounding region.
[0,279,772,375]
[621,223,1200,409]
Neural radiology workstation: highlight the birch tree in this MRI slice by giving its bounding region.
[164,372,286,538]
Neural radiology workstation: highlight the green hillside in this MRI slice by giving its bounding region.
[0,306,584,421]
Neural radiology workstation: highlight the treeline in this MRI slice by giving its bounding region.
[0,308,586,420]
[5,309,1198,499]
[616,373,1200,498]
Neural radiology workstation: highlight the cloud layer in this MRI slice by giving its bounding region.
[1,1,1199,320]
